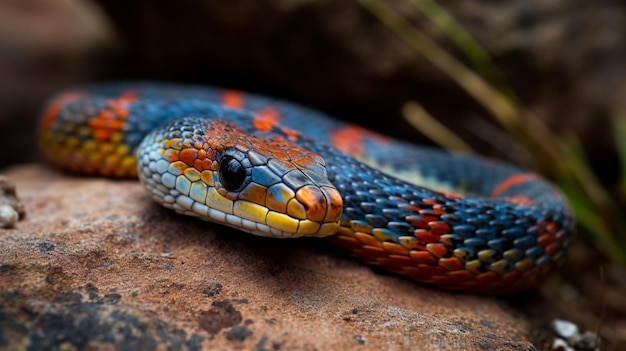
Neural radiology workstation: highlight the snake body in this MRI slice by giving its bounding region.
[40,82,574,293]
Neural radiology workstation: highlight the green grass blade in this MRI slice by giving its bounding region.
[408,0,518,101]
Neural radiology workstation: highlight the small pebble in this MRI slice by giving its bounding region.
[551,338,573,351]
[573,330,600,350]
[0,204,18,228]
[552,319,579,339]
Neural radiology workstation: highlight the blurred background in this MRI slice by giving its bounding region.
[1,0,625,348]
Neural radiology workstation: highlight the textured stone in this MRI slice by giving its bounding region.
[0,164,541,350]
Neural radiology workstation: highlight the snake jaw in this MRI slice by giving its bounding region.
[137,117,342,238]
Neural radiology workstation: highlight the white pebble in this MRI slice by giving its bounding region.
[552,319,579,339]
[551,337,573,351]
[0,205,18,228]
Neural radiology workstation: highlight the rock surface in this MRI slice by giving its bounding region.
[0,165,539,350]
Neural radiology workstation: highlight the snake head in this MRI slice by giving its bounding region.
[138,117,343,238]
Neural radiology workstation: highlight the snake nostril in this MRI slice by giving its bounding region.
[219,156,246,191]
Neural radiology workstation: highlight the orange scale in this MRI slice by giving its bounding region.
[197,149,207,160]
[200,171,213,186]
[210,159,219,170]
[165,138,181,149]
[294,157,319,170]
[408,217,429,229]
[381,242,409,256]
[287,149,306,161]
[438,257,463,271]
[272,150,289,160]
[163,149,179,162]
[322,187,343,222]
[428,221,450,235]
[295,185,327,222]
[206,149,216,160]
[475,271,500,285]
[421,199,437,205]
[420,214,439,223]
[388,254,414,266]
[239,183,268,204]
[537,234,553,247]
[193,159,204,172]
[445,270,475,283]
[415,229,440,243]
[354,232,383,248]
[179,148,198,166]
[194,140,203,149]
[93,129,111,142]
[113,118,125,128]
[409,251,437,265]
[545,243,560,256]
[425,243,448,258]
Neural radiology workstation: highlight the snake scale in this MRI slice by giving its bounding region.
[39,82,574,293]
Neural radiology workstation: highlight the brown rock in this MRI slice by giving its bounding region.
[0,164,539,350]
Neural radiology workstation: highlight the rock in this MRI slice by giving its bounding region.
[0,164,540,350]
[0,175,25,228]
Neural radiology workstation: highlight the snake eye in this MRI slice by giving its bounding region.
[219,156,246,191]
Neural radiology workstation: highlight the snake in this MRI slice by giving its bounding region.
[39,82,574,293]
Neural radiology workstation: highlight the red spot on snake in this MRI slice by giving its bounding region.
[110,91,137,118]
[222,90,243,109]
[252,107,281,133]
[89,92,136,142]
[491,173,540,198]
[329,125,389,157]
[435,190,464,199]
[40,92,84,132]
[503,196,533,207]
[281,127,301,141]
